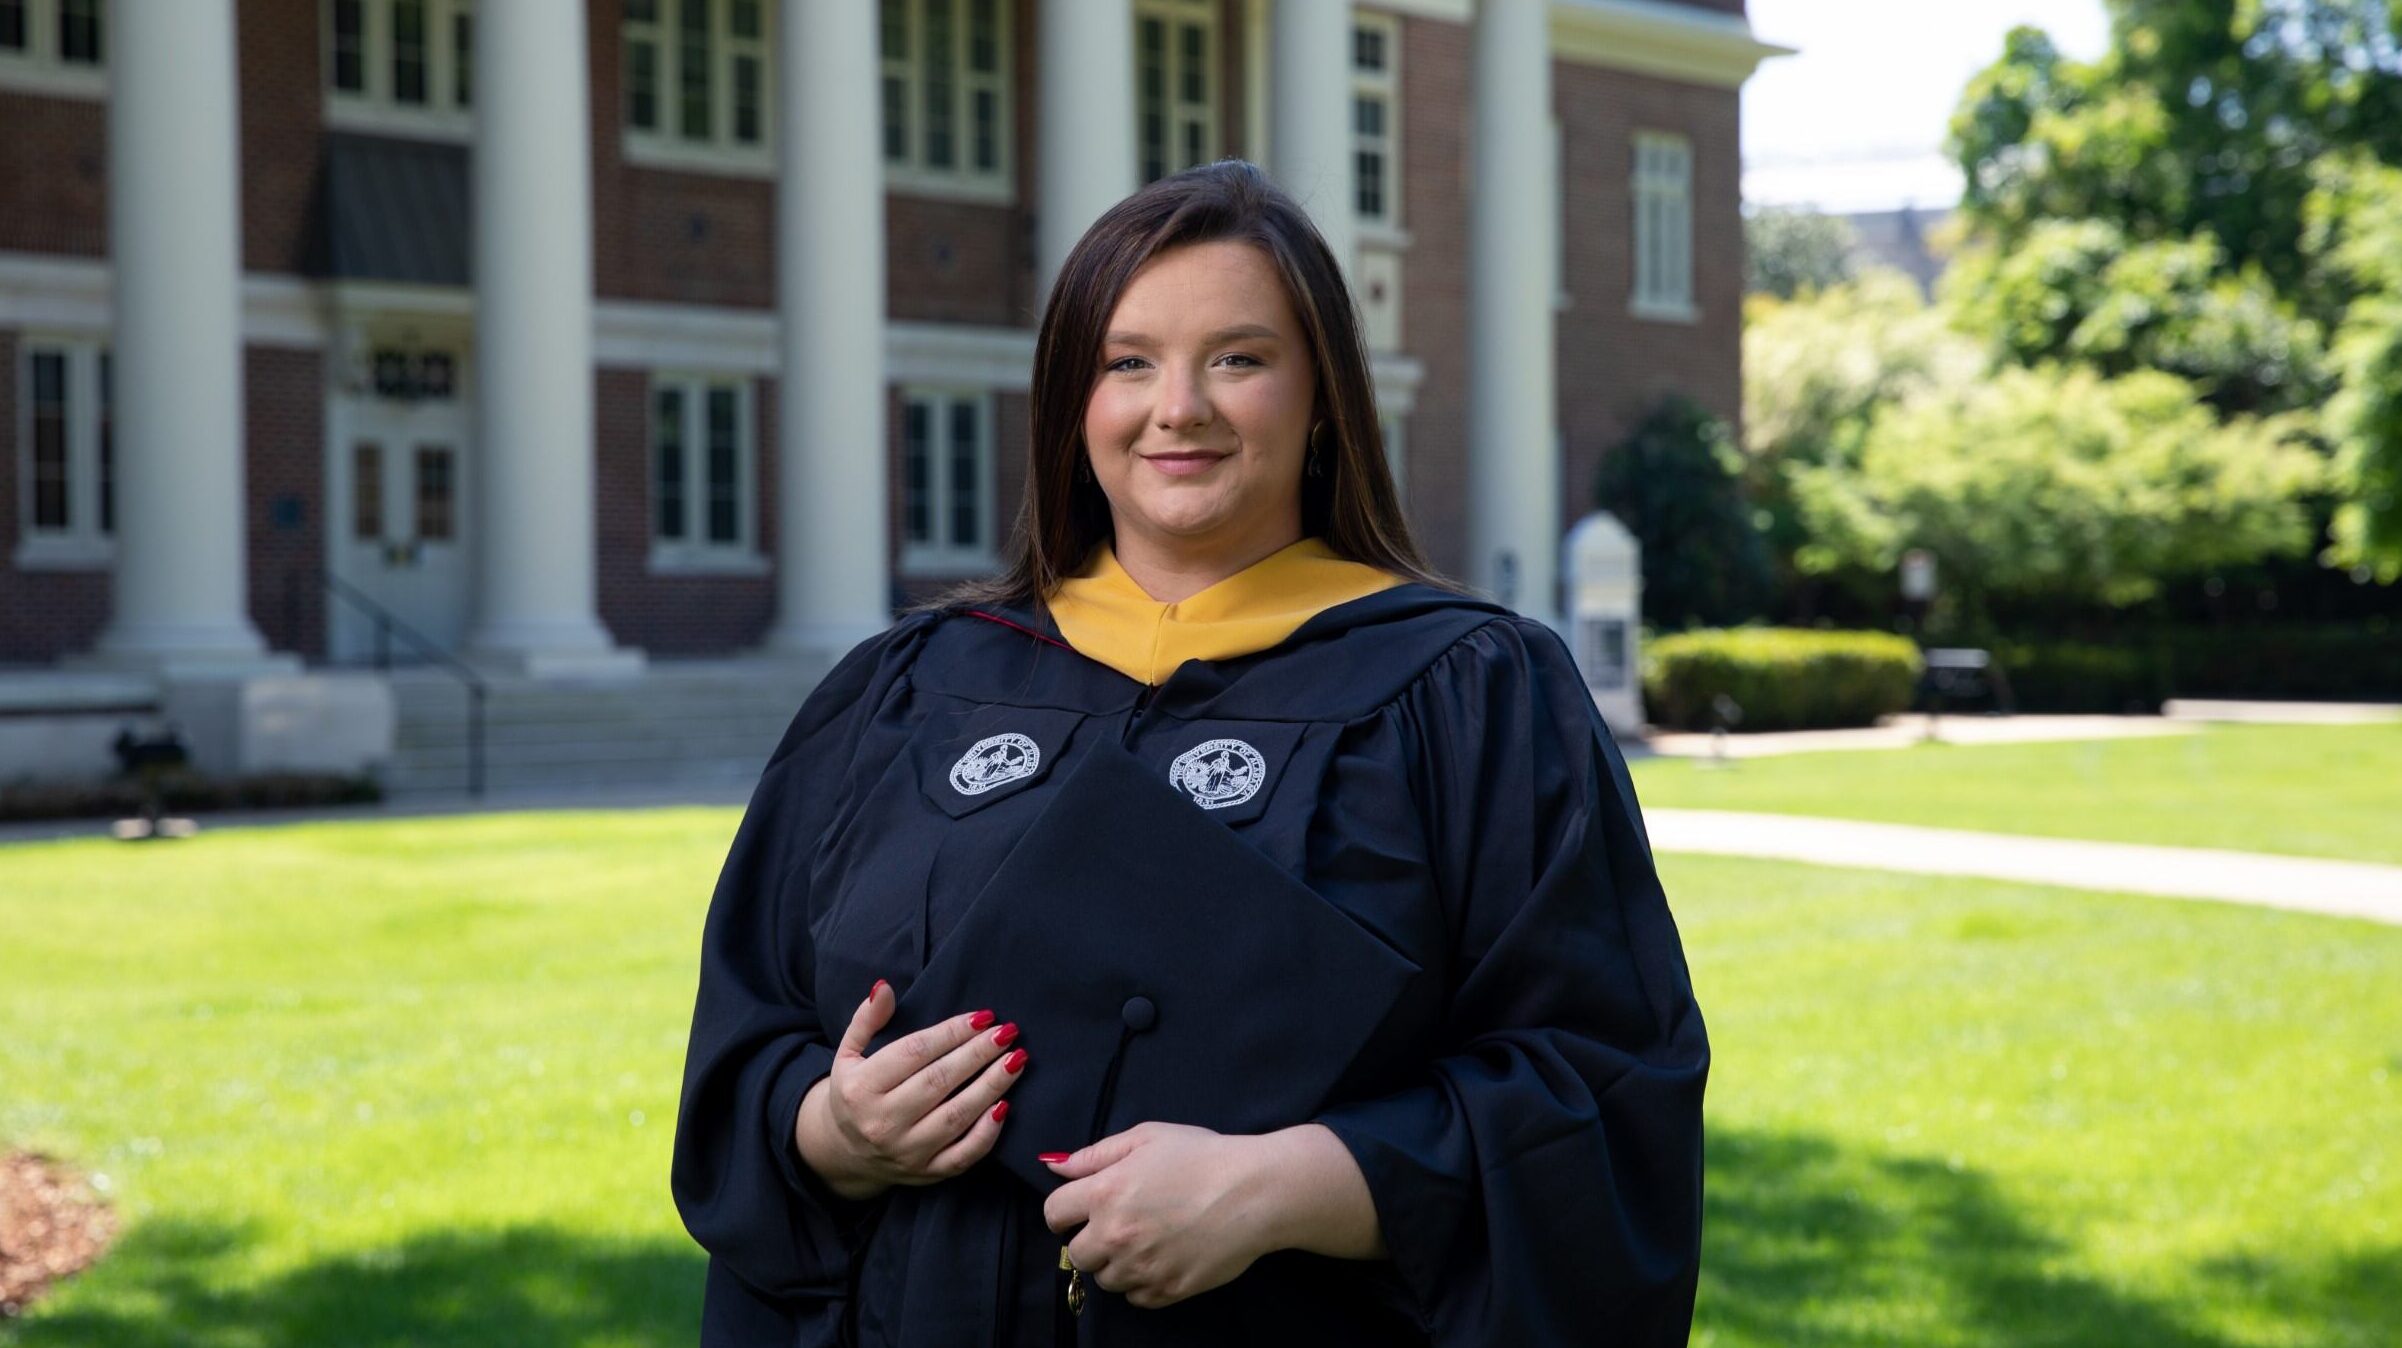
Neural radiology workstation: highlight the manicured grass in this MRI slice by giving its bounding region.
[1629,721,2402,865]
[1,813,2397,1346]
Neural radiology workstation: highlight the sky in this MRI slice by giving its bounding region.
[1740,0,2113,214]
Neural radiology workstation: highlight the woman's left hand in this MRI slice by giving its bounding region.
[1039,1121,1282,1309]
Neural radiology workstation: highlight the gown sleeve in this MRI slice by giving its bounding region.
[1306,616,1710,1346]
[670,611,938,1305]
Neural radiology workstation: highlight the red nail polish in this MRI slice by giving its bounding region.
[1004,1048,1028,1074]
[993,1022,1020,1048]
[968,1009,996,1030]
[991,1101,1010,1123]
[1038,1152,1071,1163]
[871,978,889,1001]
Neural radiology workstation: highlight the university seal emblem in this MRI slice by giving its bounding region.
[949,732,1041,795]
[1169,738,1268,810]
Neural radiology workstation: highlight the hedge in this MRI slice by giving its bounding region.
[0,770,382,823]
[1643,627,1923,732]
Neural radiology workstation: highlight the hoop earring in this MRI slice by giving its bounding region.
[1307,419,1329,478]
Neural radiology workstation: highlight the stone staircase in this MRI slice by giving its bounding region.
[379,655,839,797]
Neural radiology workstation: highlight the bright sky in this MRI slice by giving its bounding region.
[1740,0,2113,213]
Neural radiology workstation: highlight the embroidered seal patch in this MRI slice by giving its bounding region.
[1169,738,1268,810]
[949,732,1041,795]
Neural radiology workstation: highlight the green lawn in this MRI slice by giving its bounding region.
[1630,721,2402,865]
[1,813,2397,1347]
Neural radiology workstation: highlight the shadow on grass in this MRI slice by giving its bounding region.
[1699,1127,2402,1348]
[12,1138,2399,1347]
[8,1219,705,1348]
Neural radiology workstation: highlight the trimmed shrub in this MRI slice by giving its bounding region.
[1643,627,1924,732]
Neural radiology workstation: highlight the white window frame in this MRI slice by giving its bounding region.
[1351,9,1402,239]
[881,0,1015,204]
[0,0,106,100]
[14,336,114,570]
[1631,129,1697,323]
[622,0,777,177]
[1134,0,1219,184]
[646,370,765,574]
[898,386,998,576]
[322,0,476,141]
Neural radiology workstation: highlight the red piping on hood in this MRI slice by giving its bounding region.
[962,608,1075,652]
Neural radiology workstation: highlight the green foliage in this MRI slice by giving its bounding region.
[1941,220,2329,415]
[1951,2,2402,293]
[1641,626,1922,732]
[1592,395,1775,630]
[1790,363,2326,619]
[1744,205,1859,300]
[2310,156,2402,579]
[1740,272,1984,605]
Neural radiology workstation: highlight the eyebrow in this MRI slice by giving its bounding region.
[1103,324,1283,348]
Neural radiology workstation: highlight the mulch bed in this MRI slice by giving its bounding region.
[0,1149,118,1318]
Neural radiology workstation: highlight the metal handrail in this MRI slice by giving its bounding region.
[318,568,488,795]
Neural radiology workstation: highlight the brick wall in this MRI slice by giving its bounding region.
[0,92,106,257]
[1554,59,1744,535]
[245,345,325,658]
[1393,15,1471,578]
[240,0,324,273]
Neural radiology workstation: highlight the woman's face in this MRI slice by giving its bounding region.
[1083,239,1316,564]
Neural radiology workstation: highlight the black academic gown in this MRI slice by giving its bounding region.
[670,581,1710,1348]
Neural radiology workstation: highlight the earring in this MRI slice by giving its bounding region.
[1307,419,1328,478]
[1076,455,1094,483]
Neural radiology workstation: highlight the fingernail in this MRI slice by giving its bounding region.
[991,1101,1010,1124]
[1038,1152,1071,1163]
[992,1022,1020,1048]
[1004,1048,1028,1074]
[968,1009,997,1031]
[870,978,889,1002]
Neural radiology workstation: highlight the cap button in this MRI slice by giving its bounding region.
[1120,995,1156,1032]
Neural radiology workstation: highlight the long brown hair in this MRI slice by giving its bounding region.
[909,158,1459,619]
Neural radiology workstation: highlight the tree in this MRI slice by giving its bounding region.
[1939,219,2329,416]
[1592,395,1774,631]
[1741,270,1984,612]
[1790,364,2327,626]
[1951,2,2402,300]
[1745,205,1859,299]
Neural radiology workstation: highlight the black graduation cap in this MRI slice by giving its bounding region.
[870,737,1420,1195]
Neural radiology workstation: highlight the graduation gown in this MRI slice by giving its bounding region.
[670,570,1711,1347]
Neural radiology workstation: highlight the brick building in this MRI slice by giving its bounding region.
[0,0,1782,786]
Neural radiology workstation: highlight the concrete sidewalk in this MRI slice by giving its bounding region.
[1647,808,2402,926]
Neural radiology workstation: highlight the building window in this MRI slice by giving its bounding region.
[1631,130,1696,321]
[880,0,1012,201]
[0,0,105,97]
[1352,10,1399,228]
[624,0,774,172]
[323,0,475,137]
[1135,0,1216,184]
[649,372,760,569]
[899,388,995,574]
[14,338,114,569]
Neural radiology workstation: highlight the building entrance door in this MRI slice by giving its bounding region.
[329,397,472,665]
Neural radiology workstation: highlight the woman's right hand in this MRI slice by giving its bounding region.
[794,979,1030,1202]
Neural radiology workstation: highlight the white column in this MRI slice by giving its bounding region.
[1271,0,1357,289]
[464,0,640,675]
[91,0,285,674]
[1467,0,1561,626]
[760,0,891,654]
[1035,0,1137,309]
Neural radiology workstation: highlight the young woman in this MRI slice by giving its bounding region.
[672,159,1709,1347]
